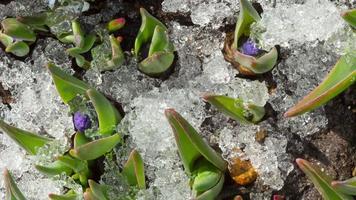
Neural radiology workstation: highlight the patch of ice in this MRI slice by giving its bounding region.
[251,0,346,49]
[219,123,293,194]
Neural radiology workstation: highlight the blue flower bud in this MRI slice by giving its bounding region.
[241,39,260,56]
[73,112,91,132]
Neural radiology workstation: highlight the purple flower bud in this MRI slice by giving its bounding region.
[241,39,260,56]
[73,112,91,132]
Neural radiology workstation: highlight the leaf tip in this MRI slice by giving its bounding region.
[201,93,214,102]
[164,108,176,118]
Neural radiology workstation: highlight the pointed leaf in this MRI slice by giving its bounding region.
[285,54,356,117]
[1,18,36,42]
[122,149,146,189]
[84,188,96,200]
[296,158,353,200]
[106,35,124,69]
[165,109,227,174]
[87,89,122,135]
[139,51,174,76]
[70,133,121,160]
[233,0,261,49]
[35,160,73,176]
[3,168,26,200]
[5,41,30,57]
[88,180,108,200]
[332,177,356,195]
[148,26,174,57]
[0,119,52,155]
[71,20,84,47]
[47,63,91,104]
[195,175,224,200]
[134,8,167,56]
[49,192,79,200]
[203,94,265,124]
[57,155,89,174]
[341,9,356,28]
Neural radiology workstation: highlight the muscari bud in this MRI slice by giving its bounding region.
[241,39,260,56]
[73,112,91,132]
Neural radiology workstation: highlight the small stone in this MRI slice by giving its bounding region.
[229,156,258,186]
[255,129,268,144]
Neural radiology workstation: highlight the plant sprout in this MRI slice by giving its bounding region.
[134,8,175,77]
[0,63,146,199]
[223,0,278,75]
[63,20,97,69]
[165,108,227,200]
[0,18,36,57]
[202,93,265,124]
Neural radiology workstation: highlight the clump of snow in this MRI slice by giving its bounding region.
[251,0,346,49]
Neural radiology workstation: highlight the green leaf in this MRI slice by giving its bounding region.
[285,54,356,117]
[233,0,261,49]
[134,8,167,56]
[87,89,122,135]
[3,168,26,200]
[165,109,227,175]
[106,35,124,69]
[47,63,91,104]
[0,119,52,155]
[296,158,353,200]
[195,174,224,200]
[16,14,47,26]
[122,149,146,189]
[148,26,174,57]
[35,160,73,176]
[16,14,48,32]
[233,46,278,74]
[332,177,356,195]
[0,33,13,47]
[58,33,75,44]
[70,133,121,160]
[73,132,91,149]
[192,158,222,193]
[67,34,96,54]
[138,51,174,76]
[71,20,85,47]
[202,94,265,124]
[57,155,89,174]
[5,41,30,57]
[66,49,91,69]
[341,9,356,29]
[49,191,79,200]
[1,18,36,42]
[88,180,108,200]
